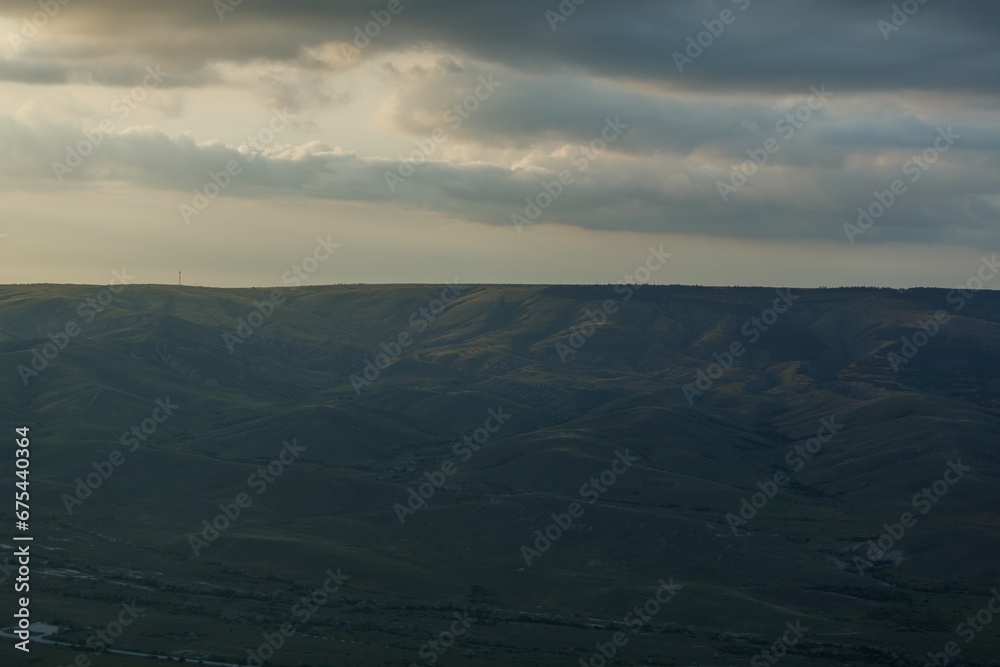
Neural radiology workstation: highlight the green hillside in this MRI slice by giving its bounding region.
[1,284,998,666]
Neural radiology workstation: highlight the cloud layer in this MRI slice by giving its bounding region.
[0,0,998,251]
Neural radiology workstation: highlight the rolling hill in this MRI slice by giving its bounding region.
[1,283,998,667]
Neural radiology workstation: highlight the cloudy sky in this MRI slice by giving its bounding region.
[0,0,997,287]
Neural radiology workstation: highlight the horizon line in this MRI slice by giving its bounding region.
[0,282,993,292]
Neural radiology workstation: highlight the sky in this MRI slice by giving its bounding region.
[0,0,997,288]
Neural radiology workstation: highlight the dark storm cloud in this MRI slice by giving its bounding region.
[2,110,995,248]
[386,64,1000,174]
[1,1,997,248]
[1,0,998,94]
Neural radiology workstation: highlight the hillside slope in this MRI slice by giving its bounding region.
[1,284,998,666]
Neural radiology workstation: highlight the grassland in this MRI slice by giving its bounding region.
[1,284,998,666]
